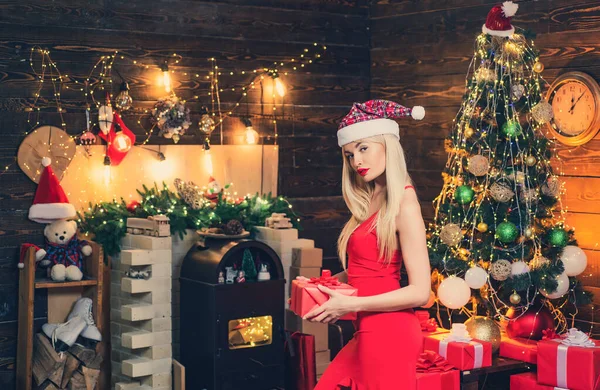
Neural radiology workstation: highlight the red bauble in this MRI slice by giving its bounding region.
[505,304,555,340]
[126,200,141,213]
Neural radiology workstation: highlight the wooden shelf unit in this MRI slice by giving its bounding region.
[16,241,104,390]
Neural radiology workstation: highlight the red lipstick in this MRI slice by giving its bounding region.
[357,168,369,176]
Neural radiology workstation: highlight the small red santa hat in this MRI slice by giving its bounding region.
[482,1,518,37]
[28,157,76,223]
[337,99,424,147]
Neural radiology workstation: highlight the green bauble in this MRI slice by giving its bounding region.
[454,185,475,204]
[502,120,523,138]
[496,221,519,243]
[548,228,569,247]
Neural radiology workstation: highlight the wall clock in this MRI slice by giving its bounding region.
[545,71,600,146]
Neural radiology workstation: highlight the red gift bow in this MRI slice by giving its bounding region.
[416,351,455,373]
[307,275,342,287]
[421,318,439,332]
[542,327,561,340]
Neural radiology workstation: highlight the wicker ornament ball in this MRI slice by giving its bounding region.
[490,182,515,203]
[490,259,512,281]
[541,176,560,197]
[532,100,554,124]
[468,155,490,176]
[440,224,463,246]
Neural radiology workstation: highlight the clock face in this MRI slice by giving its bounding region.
[550,81,595,136]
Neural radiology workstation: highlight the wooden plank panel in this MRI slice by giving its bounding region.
[551,139,600,177]
[199,0,369,15]
[562,176,600,214]
[577,250,600,289]
[564,212,600,251]
[0,0,368,46]
[288,196,348,230]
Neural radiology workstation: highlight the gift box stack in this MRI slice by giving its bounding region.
[508,328,600,390]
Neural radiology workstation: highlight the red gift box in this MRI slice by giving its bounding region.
[500,337,538,364]
[290,270,358,321]
[423,333,492,370]
[510,372,568,390]
[416,351,460,390]
[415,310,448,335]
[284,332,316,390]
[537,336,600,390]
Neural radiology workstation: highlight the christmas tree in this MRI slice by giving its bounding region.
[242,249,258,281]
[426,3,591,324]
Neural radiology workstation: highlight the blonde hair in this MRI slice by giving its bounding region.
[337,134,412,268]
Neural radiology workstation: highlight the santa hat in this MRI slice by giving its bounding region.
[28,157,76,223]
[482,1,518,37]
[337,99,425,147]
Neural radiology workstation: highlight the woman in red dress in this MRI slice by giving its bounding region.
[303,100,432,390]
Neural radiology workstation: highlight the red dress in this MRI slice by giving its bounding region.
[315,186,423,390]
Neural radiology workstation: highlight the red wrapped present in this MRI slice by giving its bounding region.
[416,350,460,390]
[537,328,600,390]
[500,336,538,364]
[423,325,492,370]
[290,269,358,321]
[510,372,568,390]
[415,310,448,335]
[284,331,317,390]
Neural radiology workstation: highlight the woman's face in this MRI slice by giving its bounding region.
[343,140,386,182]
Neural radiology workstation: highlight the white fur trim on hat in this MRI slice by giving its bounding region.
[502,1,518,17]
[482,24,515,37]
[28,203,76,224]
[337,118,399,147]
[42,157,51,167]
[411,106,425,120]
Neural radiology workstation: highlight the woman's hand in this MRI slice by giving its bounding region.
[303,284,358,324]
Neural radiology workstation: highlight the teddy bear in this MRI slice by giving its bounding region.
[35,219,92,282]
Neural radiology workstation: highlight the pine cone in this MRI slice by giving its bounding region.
[224,219,244,235]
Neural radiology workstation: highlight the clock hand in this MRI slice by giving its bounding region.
[569,92,586,113]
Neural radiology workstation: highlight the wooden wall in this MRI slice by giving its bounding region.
[0,1,369,386]
[370,0,600,327]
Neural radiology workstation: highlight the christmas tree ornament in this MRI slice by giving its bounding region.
[437,276,471,309]
[98,103,113,135]
[440,223,463,246]
[506,170,525,184]
[98,112,136,166]
[505,304,554,340]
[525,155,537,166]
[490,259,512,281]
[477,222,489,233]
[465,266,488,289]
[465,316,502,353]
[541,176,560,197]
[511,261,530,276]
[524,227,534,239]
[509,292,521,305]
[490,182,514,202]
[115,81,133,111]
[459,248,470,257]
[548,228,569,247]
[464,126,475,138]
[241,249,257,281]
[533,61,545,73]
[519,188,538,204]
[560,245,588,276]
[496,221,519,243]
[17,126,76,184]
[151,95,192,143]
[126,200,140,213]
[501,120,522,138]
[530,256,550,269]
[79,131,96,157]
[200,113,215,134]
[455,185,475,204]
[257,264,271,281]
[531,100,554,124]
[113,121,133,153]
[468,155,490,176]
[511,84,525,100]
[475,67,496,83]
[540,272,570,299]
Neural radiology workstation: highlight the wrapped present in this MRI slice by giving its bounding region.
[416,350,460,390]
[415,310,445,334]
[290,269,358,321]
[537,328,600,390]
[423,323,492,370]
[510,372,568,390]
[284,331,317,390]
[500,336,538,364]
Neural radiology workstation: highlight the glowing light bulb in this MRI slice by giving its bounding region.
[103,155,111,186]
[160,63,171,93]
[114,131,132,153]
[274,77,285,97]
[245,126,259,145]
[204,148,213,176]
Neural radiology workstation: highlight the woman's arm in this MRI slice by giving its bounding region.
[333,270,348,284]
[353,189,431,311]
[303,190,431,322]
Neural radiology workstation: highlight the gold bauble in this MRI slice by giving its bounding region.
[477,222,489,233]
[464,316,502,354]
[525,155,537,166]
[533,61,545,73]
[510,292,522,305]
[524,227,534,239]
[465,127,474,138]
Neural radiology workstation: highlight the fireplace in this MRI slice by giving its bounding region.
[180,238,286,390]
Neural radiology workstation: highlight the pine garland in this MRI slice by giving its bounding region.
[78,182,301,257]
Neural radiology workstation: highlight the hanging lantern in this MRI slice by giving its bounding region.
[242,118,259,145]
[98,105,113,135]
[115,81,133,111]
